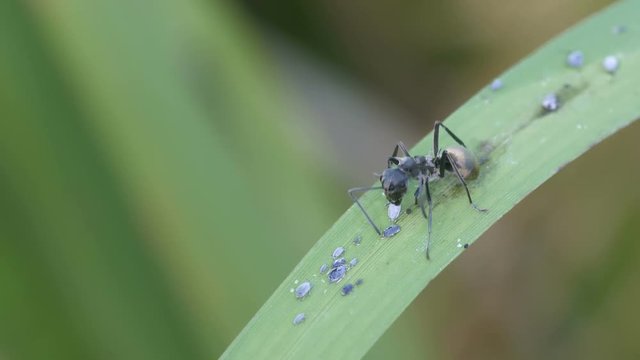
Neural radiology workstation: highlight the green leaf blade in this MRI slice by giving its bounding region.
[222,1,640,358]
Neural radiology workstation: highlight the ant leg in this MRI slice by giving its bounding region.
[413,179,427,218]
[392,141,412,157]
[424,179,433,260]
[443,151,487,212]
[348,186,384,235]
[388,142,412,167]
[412,178,433,259]
[433,121,467,155]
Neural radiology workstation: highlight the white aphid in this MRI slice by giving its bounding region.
[292,313,306,325]
[566,50,584,68]
[542,93,559,112]
[387,203,402,221]
[611,25,627,35]
[294,281,312,299]
[602,55,619,73]
[490,78,503,91]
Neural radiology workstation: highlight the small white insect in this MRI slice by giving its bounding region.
[566,50,584,68]
[332,246,345,259]
[328,265,347,283]
[602,55,619,73]
[490,78,503,91]
[319,263,328,274]
[542,93,559,112]
[294,282,312,299]
[611,25,627,35]
[292,313,306,325]
[387,203,402,222]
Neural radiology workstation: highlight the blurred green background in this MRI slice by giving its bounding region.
[1,0,639,359]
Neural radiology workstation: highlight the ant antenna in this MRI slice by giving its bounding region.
[348,186,383,235]
[433,121,467,155]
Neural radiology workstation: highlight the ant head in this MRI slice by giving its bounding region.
[380,168,409,205]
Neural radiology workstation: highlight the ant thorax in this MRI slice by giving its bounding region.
[392,155,439,183]
[413,155,438,181]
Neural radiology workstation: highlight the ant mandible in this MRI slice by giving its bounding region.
[348,121,487,259]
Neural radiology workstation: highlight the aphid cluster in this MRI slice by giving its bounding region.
[290,245,362,326]
[349,121,486,259]
[327,245,358,283]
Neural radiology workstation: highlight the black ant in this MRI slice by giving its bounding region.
[348,121,487,259]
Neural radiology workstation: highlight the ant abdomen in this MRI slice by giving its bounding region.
[445,145,480,180]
